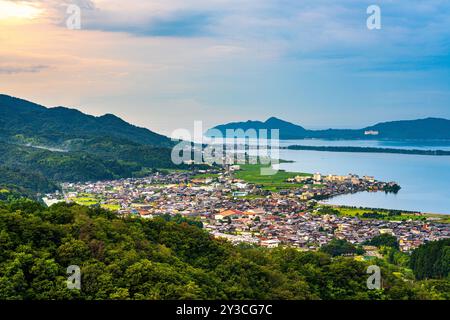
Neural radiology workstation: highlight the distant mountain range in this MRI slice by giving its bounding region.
[2,93,449,197]
[0,94,193,198]
[208,117,450,140]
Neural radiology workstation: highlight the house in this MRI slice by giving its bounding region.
[363,176,375,183]
[214,209,245,220]
[234,182,248,189]
[379,228,394,235]
[245,208,265,215]
[295,175,310,183]
[300,192,314,201]
[313,173,322,182]
[362,245,382,258]
[260,239,280,248]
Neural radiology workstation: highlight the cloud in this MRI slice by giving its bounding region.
[3,0,450,74]
[1,0,450,132]
[0,64,48,74]
[6,0,218,37]
[7,0,450,56]
[84,10,216,37]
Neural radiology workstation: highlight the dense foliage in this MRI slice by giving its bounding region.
[320,239,364,257]
[410,239,450,280]
[0,200,448,300]
[0,138,207,198]
[0,141,168,192]
[0,166,58,199]
[366,234,399,250]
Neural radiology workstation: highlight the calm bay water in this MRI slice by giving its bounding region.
[279,138,450,150]
[276,140,450,214]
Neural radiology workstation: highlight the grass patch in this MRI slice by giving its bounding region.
[319,205,447,222]
[70,196,99,206]
[238,194,266,200]
[234,164,311,191]
[424,213,450,224]
[101,203,121,211]
[335,207,373,216]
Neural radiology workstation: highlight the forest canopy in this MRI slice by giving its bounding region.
[0,199,448,300]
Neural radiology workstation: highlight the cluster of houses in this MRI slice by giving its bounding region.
[205,209,448,252]
[44,167,448,253]
[286,172,399,200]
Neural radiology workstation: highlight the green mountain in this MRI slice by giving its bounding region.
[0,94,172,147]
[0,95,193,197]
[208,117,450,140]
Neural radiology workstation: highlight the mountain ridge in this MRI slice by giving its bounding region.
[0,94,172,147]
[0,94,196,197]
[208,116,450,140]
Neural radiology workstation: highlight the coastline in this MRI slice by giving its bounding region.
[319,203,450,223]
[277,145,450,215]
[284,145,450,156]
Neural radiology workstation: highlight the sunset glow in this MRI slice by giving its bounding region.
[0,0,41,20]
[0,0,449,134]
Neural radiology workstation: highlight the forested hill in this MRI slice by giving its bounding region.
[0,200,448,300]
[210,117,308,140]
[0,95,197,198]
[208,117,450,140]
[0,138,198,199]
[0,94,172,147]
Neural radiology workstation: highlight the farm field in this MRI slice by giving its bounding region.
[234,164,311,191]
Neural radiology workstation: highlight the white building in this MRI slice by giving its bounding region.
[313,173,322,182]
[260,239,280,248]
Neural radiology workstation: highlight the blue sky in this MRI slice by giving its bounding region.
[0,0,449,134]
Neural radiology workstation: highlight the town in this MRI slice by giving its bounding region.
[44,165,449,253]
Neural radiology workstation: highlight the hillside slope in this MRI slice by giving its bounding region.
[0,200,448,300]
[0,94,172,147]
[0,95,194,197]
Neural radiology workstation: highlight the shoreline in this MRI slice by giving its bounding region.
[284,145,450,156]
[319,203,450,222]
[322,203,450,216]
[272,163,449,217]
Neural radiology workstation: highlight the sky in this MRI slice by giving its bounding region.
[0,0,449,135]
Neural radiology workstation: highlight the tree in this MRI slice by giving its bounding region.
[410,239,450,280]
[366,234,399,250]
[56,240,90,266]
[0,199,448,300]
[320,239,364,257]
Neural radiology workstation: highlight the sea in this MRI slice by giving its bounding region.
[276,139,450,214]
